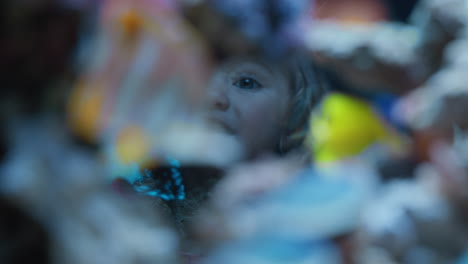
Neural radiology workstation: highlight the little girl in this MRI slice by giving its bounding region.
[202,55,325,159]
[148,54,328,234]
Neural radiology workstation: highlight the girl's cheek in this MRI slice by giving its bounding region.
[243,99,271,128]
[241,99,278,143]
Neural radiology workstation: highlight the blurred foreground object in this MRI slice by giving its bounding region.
[191,160,364,263]
[0,118,179,264]
[396,37,468,134]
[313,0,388,24]
[68,0,211,140]
[358,153,468,263]
[306,0,468,94]
[183,0,313,59]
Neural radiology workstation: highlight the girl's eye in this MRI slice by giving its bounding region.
[233,77,262,90]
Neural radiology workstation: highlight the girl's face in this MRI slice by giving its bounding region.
[204,58,291,159]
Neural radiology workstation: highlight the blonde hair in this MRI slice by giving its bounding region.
[279,55,327,154]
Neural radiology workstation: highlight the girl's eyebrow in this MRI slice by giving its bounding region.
[223,58,276,75]
[243,56,279,74]
[252,60,276,75]
[237,60,278,76]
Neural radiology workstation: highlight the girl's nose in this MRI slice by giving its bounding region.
[211,90,229,111]
[208,77,230,111]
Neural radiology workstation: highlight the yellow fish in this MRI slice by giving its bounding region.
[308,93,402,163]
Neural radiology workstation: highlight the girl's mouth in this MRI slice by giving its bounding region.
[207,117,236,135]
